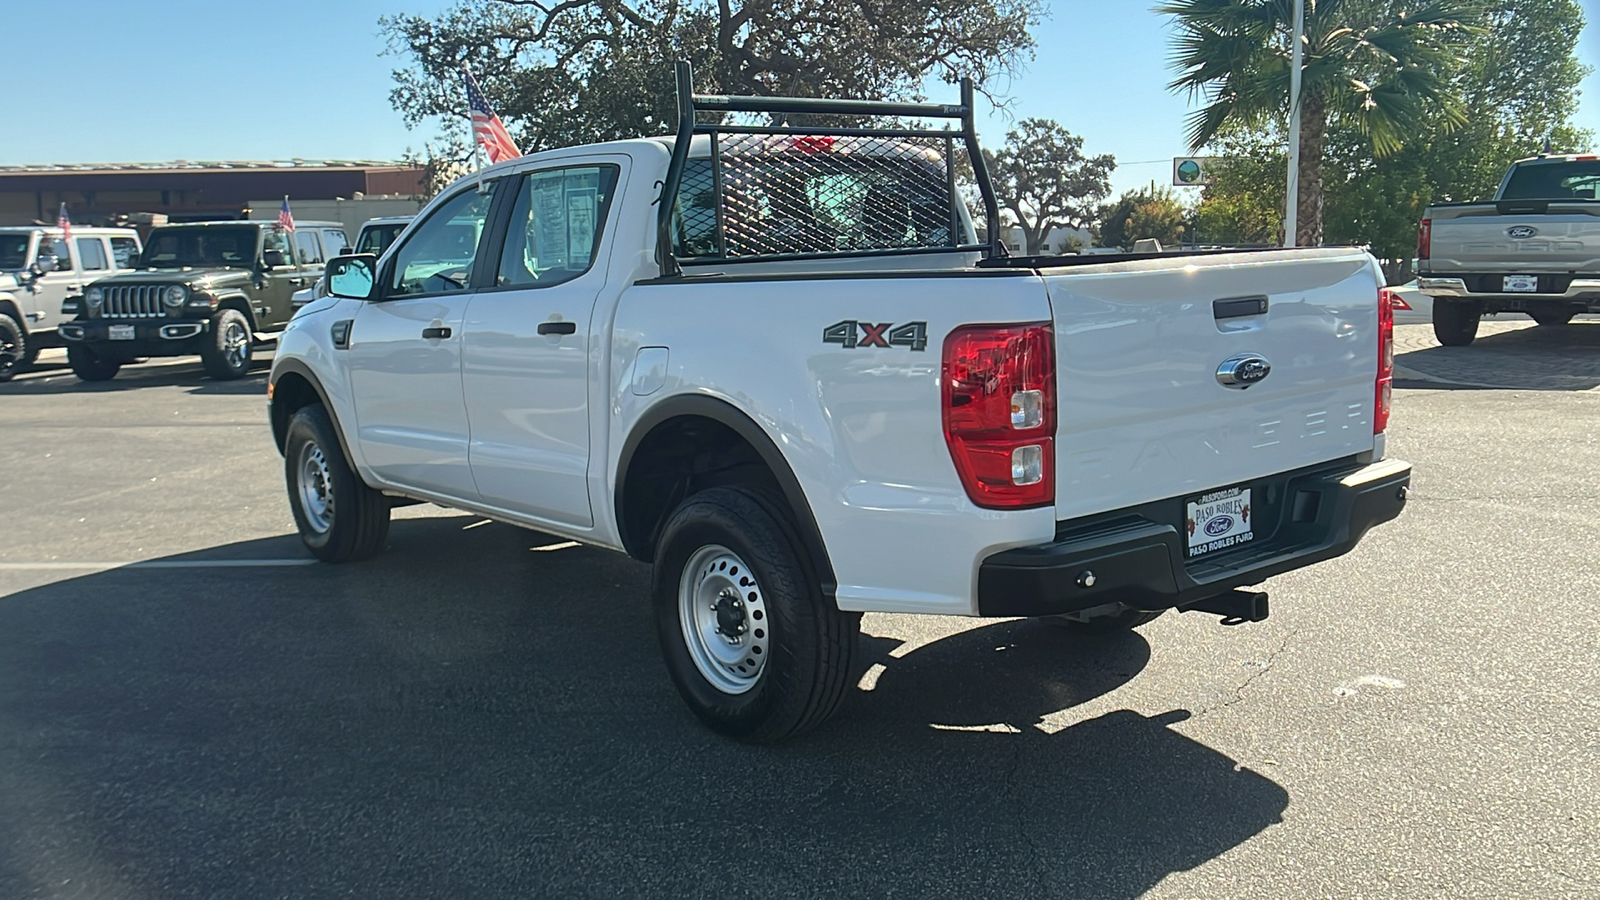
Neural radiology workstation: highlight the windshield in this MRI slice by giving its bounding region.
[0,234,30,270]
[141,227,260,268]
[1500,161,1600,200]
[356,224,406,255]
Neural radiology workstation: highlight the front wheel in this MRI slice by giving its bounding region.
[284,403,390,562]
[653,486,859,743]
[67,344,121,382]
[1432,299,1481,347]
[0,313,26,382]
[1529,308,1575,327]
[201,309,253,380]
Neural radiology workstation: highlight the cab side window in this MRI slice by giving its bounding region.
[77,237,109,271]
[294,231,325,267]
[110,237,140,268]
[389,184,496,296]
[322,229,349,256]
[495,165,618,289]
[45,239,73,272]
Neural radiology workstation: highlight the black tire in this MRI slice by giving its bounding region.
[284,403,390,562]
[1048,606,1166,634]
[1432,299,1481,346]
[1529,308,1575,327]
[67,344,121,382]
[0,313,25,382]
[652,485,859,743]
[201,308,253,380]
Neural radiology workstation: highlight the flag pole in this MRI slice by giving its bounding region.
[463,64,486,193]
[1284,0,1304,248]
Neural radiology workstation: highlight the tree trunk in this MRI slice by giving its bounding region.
[1296,95,1327,247]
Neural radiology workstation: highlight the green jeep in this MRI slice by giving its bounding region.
[60,220,348,381]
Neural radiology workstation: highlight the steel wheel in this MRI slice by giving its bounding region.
[297,440,335,535]
[678,544,772,695]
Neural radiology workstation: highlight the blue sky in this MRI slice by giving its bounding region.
[3,0,1597,197]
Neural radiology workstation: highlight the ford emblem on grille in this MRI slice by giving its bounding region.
[1216,353,1272,390]
[1507,225,1538,239]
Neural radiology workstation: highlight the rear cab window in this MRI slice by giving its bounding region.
[1500,160,1600,200]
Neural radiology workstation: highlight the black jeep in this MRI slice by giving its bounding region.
[61,220,347,381]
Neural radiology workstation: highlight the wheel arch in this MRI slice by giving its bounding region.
[213,294,258,331]
[0,296,25,335]
[269,359,357,466]
[615,394,837,599]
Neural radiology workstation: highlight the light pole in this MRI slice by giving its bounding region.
[1285,0,1305,248]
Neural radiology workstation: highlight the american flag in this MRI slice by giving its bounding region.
[278,196,296,233]
[57,203,72,243]
[464,68,521,164]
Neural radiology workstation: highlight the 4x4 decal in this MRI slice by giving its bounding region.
[822,320,928,351]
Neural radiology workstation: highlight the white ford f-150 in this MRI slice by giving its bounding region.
[269,66,1411,741]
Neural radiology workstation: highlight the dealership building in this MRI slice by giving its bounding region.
[0,160,428,234]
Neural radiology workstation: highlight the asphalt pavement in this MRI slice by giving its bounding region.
[0,331,1596,899]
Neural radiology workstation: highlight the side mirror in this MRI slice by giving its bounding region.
[325,255,378,301]
[261,249,289,268]
[31,255,58,276]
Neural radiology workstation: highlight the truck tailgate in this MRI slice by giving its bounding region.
[1427,202,1600,274]
[1042,248,1382,521]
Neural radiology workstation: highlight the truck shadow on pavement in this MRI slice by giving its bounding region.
[0,515,1287,900]
[0,360,269,395]
[1396,320,1600,391]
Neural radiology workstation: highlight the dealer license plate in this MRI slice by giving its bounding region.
[108,324,135,341]
[1186,486,1254,559]
[1503,275,1539,293]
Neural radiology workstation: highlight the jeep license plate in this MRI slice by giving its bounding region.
[1186,487,1253,559]
[108,325,135,341]
[1503,275,1538,293]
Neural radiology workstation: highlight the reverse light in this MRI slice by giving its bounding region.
[1417,218,1431,260]
[1376,288,1395,434]
[942,322,1055,508]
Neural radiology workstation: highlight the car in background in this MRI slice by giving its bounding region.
[1387,280,1432,326]
[292,216,413,311]
[0,226,143,380]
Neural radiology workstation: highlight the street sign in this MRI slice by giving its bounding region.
[1173,157,1219,186]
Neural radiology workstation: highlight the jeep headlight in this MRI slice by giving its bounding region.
[86,287,103,309]
[163,285,188,307]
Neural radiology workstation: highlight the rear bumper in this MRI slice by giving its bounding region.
[977,457,1411,617]
[1419,275,1600,305]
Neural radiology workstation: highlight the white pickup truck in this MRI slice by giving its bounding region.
[269,67,1411,742]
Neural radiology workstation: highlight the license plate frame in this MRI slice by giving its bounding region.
[108,324,136,341]
[1503,274,1539,293]
[1186,486,1254,559]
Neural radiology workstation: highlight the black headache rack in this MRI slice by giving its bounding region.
[656,61,1006,277]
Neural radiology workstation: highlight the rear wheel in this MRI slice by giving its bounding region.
[1529,308,1575,327]
[285,403,390,562]
[1432,299,1481,346]
[653,485,859,743]
[67,344,121,382]
[0,313,25,382]
[201,309,253,380]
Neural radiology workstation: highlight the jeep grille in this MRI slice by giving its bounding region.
[101,285,166,318]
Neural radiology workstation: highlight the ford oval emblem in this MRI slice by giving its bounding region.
[1507,225,1538,239]
[1205,516,1234,537]
[1216,353,1272,390]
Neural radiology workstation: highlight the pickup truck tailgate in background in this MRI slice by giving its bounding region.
[1042,248,1382,521]
[1425,203,1600,274]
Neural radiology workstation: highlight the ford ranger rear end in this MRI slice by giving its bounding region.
[271,63,1409,742]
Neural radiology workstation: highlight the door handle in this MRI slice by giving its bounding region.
[289,278,306,287]
[538,321,577,335]
[421,326,452,339]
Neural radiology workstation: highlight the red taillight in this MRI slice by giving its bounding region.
[1389,292,1413,311]
[791,136,835,153]
[942,323,1055,509]
[1376,288,1395,434]
[1417,218,1431,260]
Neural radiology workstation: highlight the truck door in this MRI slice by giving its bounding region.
[25,233,79,332]
[460,162,622,527]
[347,181,501,501]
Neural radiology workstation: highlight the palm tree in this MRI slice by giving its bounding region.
[1158,0,1479,246]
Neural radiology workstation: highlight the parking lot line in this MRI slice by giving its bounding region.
[0,559,317,571]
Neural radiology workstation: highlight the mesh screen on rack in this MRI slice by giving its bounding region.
[672,132,972,262]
